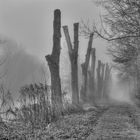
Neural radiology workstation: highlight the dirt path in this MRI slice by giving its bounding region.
[87,104,140,140]
[44,107,108,140]
[6,103,140,140]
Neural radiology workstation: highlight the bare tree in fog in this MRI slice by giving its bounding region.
[80,33,94,102]
[88,48,96,103]
[0,40,14,119]
[45,9,63,115]
[63,23,80,105]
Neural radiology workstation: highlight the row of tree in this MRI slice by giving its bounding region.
[45,9,111,114]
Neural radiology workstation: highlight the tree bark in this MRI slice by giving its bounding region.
[88,48,96,103]
[96,60,102,100]
[103,63,111,99]
[90,48,96,76]
[45,9,62,116]
[101,63,105,98]
[81,33,94,102]
[63,23,79,105]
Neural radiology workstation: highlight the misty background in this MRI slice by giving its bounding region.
[0,0,131,103]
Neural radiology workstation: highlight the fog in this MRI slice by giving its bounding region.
[0,35,136,107]
[108,72,135,105]
[0,36,49,100]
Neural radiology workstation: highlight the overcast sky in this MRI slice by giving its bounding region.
[0,0,109,61]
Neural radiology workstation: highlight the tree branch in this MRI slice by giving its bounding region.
[63,26,73,53]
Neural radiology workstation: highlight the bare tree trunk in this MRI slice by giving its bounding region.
[103,63,111,99]
[45,9,63,116]
[91,48,96,76]
[96,60,102,100]
[88,48,96,103]
[81,33,94,102]
[101,63,105,98]
[63,23,79,105]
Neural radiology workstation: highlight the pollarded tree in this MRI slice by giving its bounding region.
[63,23,79,105]
[45,9,63,116]
[81,33,94,102]
[88,48,96,103]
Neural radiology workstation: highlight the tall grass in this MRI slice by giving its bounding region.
[17,83,53,128]
[0,83,83,139]
[16,83,83,128]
